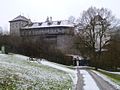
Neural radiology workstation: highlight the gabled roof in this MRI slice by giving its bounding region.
[9,15,29,22]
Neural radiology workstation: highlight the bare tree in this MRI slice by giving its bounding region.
[75,7,119,69]
[68,16,75,23]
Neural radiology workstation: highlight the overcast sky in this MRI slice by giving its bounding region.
[0,0,120,31]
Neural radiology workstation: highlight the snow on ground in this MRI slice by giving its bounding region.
[93,70,120,90]
[99,69,120,75]
[109,72,120,75]
[80,70,100,90]
[0,54,73,90]
[39,59,77,85]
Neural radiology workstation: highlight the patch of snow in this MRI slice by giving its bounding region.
[10,15,29,22]
[40,60,75,73]
[81,70,100,90]
[92,70,120,90]
[14,54,29,60]
[39,60,77,85]
[23,20,74,29]
[110,72,120,75]
[99,69,120,75]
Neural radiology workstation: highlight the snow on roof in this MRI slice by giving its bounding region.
[22,20,74,29]
[10,15,29,22]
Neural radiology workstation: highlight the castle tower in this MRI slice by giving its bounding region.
[9,15,30,36]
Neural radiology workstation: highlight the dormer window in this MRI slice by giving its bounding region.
[38,23,42,26]
[57,21,61,25]
[47,22,52,25]
[28,23,33,26]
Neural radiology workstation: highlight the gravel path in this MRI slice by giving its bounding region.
[88,70,118,90]
[75,68,84,90]
[75,68,118,90]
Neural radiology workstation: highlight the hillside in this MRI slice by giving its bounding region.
[0,54,74,90]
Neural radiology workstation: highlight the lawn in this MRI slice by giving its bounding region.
[0,54,73,90]
[98,70,120,85]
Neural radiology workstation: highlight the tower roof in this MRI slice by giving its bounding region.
[9,15,29,22]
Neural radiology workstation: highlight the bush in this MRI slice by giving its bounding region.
[0,35,72,65]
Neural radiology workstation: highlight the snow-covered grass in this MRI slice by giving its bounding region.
[80,70,100,90]
[40,60,77,85]
[99,69,120,75]
[96,69,120,85]
[0,54,73,90]
[93,70,120,90]
[109,72,120,75]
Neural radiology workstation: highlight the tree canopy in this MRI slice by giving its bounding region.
[75,7,120,70]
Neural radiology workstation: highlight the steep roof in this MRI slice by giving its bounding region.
[10,15,29,22]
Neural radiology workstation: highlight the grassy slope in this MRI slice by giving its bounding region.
[98,70,120,85]
[0,54,72,90]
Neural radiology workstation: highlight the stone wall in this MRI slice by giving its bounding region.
[57,35,74,53]
[10,21,28,36]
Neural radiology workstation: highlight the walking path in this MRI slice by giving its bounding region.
[75,67,118,90]
[88,70,117,90]
[75,68,84,90]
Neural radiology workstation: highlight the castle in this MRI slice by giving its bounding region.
[9,15,75,53]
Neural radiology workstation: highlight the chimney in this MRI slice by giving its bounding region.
[50,17,52,22]
[28,19,32,24]
[46,16,49,22]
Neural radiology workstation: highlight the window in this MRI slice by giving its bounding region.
[57,21,61,25]
[35,30,37,35]
[16,22,18,28]
[31,30,33,35]
[24,31,26,36]
[38,23,42,26]
[11,24,14,28]
[47,22,52,25]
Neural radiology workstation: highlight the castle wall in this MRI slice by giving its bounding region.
[20,27,74,53]
[10,21,28,36]
[57,35,74,53]
[9,15,75,53]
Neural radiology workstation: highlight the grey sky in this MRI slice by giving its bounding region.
[0,0,120,31]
